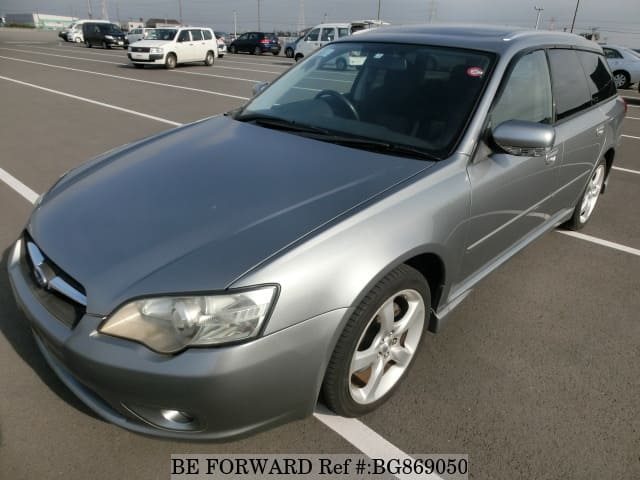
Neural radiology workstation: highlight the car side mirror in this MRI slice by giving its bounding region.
[492,120,555,157]
[252,81,269,96]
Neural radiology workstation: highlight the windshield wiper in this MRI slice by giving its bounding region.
[236,114,330,135]
[300,133,439,161]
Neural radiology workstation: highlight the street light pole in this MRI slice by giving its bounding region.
[377,0,381,21]
[233,10,237,37]
[178,0,182,25]
[534,6,544,30]
[570,0,580,33]
[258,0,261,30]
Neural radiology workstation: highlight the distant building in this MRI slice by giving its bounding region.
[5,13,77,29]
[125,21,144,31]
[145,18,180,28]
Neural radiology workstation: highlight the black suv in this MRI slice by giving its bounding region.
[229,32,281,55]
[83,22,126,49]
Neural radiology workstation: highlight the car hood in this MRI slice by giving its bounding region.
[130,39,173,48]
[28,116,431,315]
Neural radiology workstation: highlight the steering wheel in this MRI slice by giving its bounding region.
[315,90,360,120]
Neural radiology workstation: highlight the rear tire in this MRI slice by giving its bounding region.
[165,53,177,69]
[272,51,279,56]
[564,160,606,230]
[102,41,110,49]
[229,45,237,54]
[204,50,214,66]
[336,57,347,71]
[285,47,293,58]
[295,53,303,62]
[612,70,630,89]
[253,46,262,55]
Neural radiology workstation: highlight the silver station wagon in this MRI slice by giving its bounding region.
[8,25,625,440]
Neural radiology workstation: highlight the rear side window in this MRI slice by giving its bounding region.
[338,28,350,37]
[202,30,212,40]
[548,49,592,121]
[492,50,552,126]
[321,28,336,42]
[190,29,203,41]
[577,51,617,103]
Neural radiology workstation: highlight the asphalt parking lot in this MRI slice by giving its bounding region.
[0,28,639,479]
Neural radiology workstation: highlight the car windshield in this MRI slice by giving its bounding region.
[147,29,177,41]
[237,42,494,159]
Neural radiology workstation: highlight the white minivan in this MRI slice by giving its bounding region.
[126,27,153,45]
[128,27,219,69]
[294,21,387,62]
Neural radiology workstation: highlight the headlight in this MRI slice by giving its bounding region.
[150,47,163,54]
[104,35,114,39]
[99,286,277,353]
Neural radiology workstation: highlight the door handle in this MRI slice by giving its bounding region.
[545,147,559,165]
[595,125,605,137]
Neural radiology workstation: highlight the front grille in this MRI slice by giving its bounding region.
[20,233,87,328]
[131,46,150,53]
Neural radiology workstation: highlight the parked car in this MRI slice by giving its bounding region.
[601,44,640,89]
[294,21,382,61]
[214,31,227,58]
[126,27,153,45]
[8,25,624,441]
[64,19,111,43]
[128,27,219,69]
[284,29,310,58]
[83,22,126,49]
[228,32,281,55]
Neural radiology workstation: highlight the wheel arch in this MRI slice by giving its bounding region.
[601,147,615,193]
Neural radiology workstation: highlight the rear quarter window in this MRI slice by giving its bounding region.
[203,30,212,40]
[548,49,592,121]
[577,51,617,104]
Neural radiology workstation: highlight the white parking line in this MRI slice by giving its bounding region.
[625,116,640,120]
[0,55,250,100]
[0,75,183,126]
[217,57,291,69]
[0,46,123,65]
[172,70,260,83]
[622,134,640,140]
[557,231,640,257]
[612,166,640,175]
[314,406,444,480]
[0,167,39,204]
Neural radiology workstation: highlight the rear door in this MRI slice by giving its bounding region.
[319,27,337,48]
[189,29,206,61]
[461,49,559,281]
[547,48,608,210]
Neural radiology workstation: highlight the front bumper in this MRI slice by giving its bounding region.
[127,52,164,63]
[8,237,348,440]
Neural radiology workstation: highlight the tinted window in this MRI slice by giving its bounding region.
[492,50,552,126]
[202,30,212,40]
[603,48,622,59]
[177,30,190,42]
[577,51,617,103]
[306,28,320,41]
[338,28,349,37]
[190,29,203,41]
[548,49,592,121]
[239,33,248,40]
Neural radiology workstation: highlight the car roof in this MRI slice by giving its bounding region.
[335,24,601,55]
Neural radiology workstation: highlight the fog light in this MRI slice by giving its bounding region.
[123,404,201,432]
[161,409,194,424]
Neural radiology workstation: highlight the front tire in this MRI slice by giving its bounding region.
[295,53,303,62]
[285,47,293,58]
[612,70,630,89]
[204,50,214,66]
[85,40,91,48]
[165,53,177,69]
[229,45,237,54]
[564,160,606,230]
[322,264,429,417]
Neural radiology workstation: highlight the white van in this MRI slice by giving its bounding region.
[65,19,111,43]
[294,20,388,61]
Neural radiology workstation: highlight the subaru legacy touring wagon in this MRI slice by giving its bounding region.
[8,26,625,440]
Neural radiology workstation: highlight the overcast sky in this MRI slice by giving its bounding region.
[3,0,639,45]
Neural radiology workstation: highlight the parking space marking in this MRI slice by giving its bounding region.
[0,167,39,204]
[213,64,291,75]
[612,166,640,175]
[622,134,640,140]
[314,406,444,480]
[558,231,640,257]
[0,46,124,65]
[0,75,183,126]
[0,56,250,100]
[625,116,640,120]
[217,58,291,69]
[172,70,260,83]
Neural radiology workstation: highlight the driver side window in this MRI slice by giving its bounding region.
[306,28,320,42]
[492,50,552,127]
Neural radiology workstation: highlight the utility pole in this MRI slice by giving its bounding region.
[297,0,305,33]
[570,0,580,33]
[233,10,237,37]
[534,6,543,30]
[258,0,261,30]
[427,0,437,23]
[377,0,381,21]
[100,0,108,20]
[87,0,93,19]
[116,1,120,25]
[178,0,183,25]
